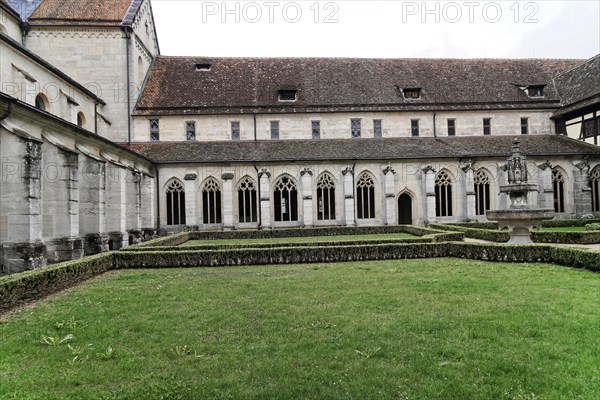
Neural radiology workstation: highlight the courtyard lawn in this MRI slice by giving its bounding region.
[181,232,418,246]
[1,259,599,400]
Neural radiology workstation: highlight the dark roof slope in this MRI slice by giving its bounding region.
[134,57,581,115]
[28,0,134,26]
[553,54,600,118]
[121,135,600,164]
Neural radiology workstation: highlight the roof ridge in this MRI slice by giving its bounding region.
[553,54,600,79]
[154,55,585,62]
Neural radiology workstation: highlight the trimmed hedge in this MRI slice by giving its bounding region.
[114,242,600,272]
[0,253,113,313]
[585,223,600,231]
[430,223,510,243]
[541,218,600,228]
[129,232,190,248]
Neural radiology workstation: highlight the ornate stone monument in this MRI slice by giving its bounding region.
[487,140,555,244]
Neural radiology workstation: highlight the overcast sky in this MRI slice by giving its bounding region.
[150,0,600,59]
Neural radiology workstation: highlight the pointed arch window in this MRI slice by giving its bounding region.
[166,180,186,225]
[591,167,600,212]
[356,172,376,219]
[552,169,566,213]
[435,170,453,217]
[474,169,491,216]
[274,176,298,222]
[202,178,222,224]
[238,177,258,223]
[317,174,336,220]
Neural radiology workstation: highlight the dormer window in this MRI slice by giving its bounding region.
[403,88,421,100]
[195,63,212,71]
[527,85,544,98]
[278,89,297,101]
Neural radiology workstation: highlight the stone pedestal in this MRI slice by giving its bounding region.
[83,233,109,256]
[107,231,126,250]
[487,209,555,244]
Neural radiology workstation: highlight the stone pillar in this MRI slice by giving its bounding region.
[497,165,509,210]
[125,170,143,245]
[342,166,355,226]
[573,159,593,215]
[462,163,476,220]
[301,168,314,227]
[423,165,437,223]
[183,174,198,227]
[222,172,235,230]
[0,129,46,273]
[258,168,271,229]
[382,164,396,225]
[105,163,127,250]
[536,161,554,210]
[140,173,156,240]
[78,154,108,256]
[41,140,83,264]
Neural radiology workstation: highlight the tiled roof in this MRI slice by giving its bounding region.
[28,0,134,26]
[553,55,600,118]
[121,135,600,164]
[134,57,582,116]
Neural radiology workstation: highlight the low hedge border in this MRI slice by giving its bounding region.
[0,253,113,313]
[541,218,600,228]
[129,232,190,248]
[435,223,600,244]
[114,242,600,272]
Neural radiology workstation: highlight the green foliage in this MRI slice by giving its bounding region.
[585,223,600,231]
[129,232,190,248]
[541,218,600,228]
[0,253,113,313]
[430,223,510,242]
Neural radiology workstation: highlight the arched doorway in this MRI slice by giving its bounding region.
[398,193,413,225]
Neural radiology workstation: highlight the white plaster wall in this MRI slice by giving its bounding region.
[132,110,555,142]
[0,8,21,41]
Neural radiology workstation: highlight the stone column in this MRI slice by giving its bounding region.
[536,161,554,209]
[497,165,509,210]
[342,166,355,226]
[105,163,127,250]
[423,165,437,223]
[573,159,593,215]
[183,173,198,227]
[125,169,143,245]
[258,168,271,229]
[222,172,235,230]
[140,173,156,240]
[301,168,314,227]
[462,162,476,220]
[0,129,46,273]
[41,140,83,264]
[382,164,396,225]
[78,154,108,255]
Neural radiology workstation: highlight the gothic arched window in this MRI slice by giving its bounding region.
[356,172,376,219]
[435,170,453,217]
[317,173,336,220]
[552,169,566,213]
[274,176,298,222]
[202,178,222,224]
[474,169,491,216]
[238,177,258,223]
[591,167,600,212]
[166,180,186,225]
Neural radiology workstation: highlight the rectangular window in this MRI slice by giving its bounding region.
[521,118,529,135]
[150,119,159,141]
[311,120,320,139]
[411,119,419,137]
[373,119,382,138]
[483,118,491,135]
[351,119,361,138]
[447,119,456,136]
[231,121,240,140]
[271,121,280,139]
[186,121,196,141]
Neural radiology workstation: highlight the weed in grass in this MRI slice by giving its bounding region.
[68,344,93,363]
[40,334,74,346]
[355,347,381,359]
[96,345,114,361]
[55,316,85,330]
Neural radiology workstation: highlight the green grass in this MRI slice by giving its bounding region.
[534,227,588,232]
[1,259,599,400]
[181,232,417,246]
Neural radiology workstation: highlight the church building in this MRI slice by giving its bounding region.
[1,0,600,273]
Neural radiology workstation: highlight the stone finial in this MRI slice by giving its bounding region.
[506,139,528,184]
